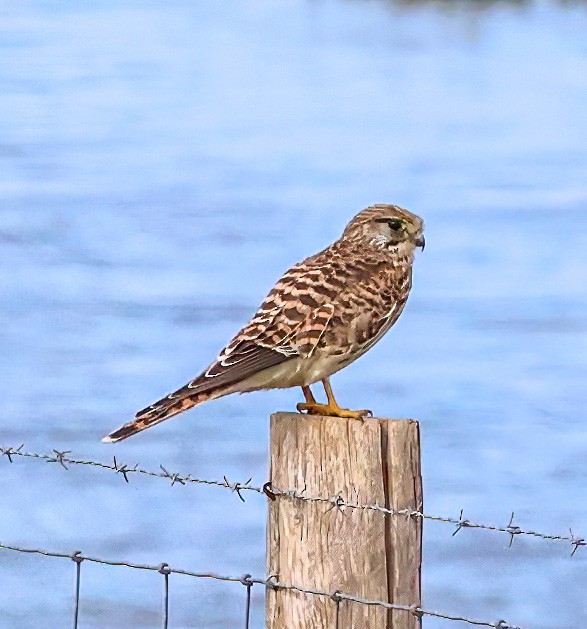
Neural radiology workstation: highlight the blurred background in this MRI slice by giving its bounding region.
[1,0,587,627]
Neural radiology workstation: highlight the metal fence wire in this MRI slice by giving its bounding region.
[1,445,584,555]
[1,444,580,627]
[0,542,523,629]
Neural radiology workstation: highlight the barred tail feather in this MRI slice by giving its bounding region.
[102,341,291,443]
[102,388,219,443]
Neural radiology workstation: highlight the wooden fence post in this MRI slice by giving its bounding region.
[266,413,422,629]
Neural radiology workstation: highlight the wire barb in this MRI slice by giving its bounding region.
[452,509,471,536]
[49,450,71,469]
[569,529,586,557]
[325,493,347,514]
[503,512,520,547]
[0,444,23,463]
[159,465,192,486]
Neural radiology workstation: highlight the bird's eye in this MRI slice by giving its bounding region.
[375,218,403,231]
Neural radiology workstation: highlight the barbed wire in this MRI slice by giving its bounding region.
[0,444,262,500]
[269,487,586,556]
[1,444,584,555]
[0,540,524,629]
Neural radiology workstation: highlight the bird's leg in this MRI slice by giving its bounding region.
[296,385,317,414]
[296,378,372,419]
[322,378,372,419]
[302,385,316,404]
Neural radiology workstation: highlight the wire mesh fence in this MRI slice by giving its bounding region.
[0,541,524,629]
[1,443,581,627]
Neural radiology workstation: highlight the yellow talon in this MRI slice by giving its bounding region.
[297,402,370,420]
[297,378,372,420]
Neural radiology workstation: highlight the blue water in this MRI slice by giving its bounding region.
[1,0,587,627]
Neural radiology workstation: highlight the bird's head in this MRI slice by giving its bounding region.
[341,204,425,256]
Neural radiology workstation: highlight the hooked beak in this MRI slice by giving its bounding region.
[414,235,426,251]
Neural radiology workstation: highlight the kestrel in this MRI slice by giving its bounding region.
[103,204,424,442]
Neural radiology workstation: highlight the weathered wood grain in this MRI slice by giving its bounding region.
[267,413,422,629]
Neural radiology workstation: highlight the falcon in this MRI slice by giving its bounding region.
[103,204,425,442]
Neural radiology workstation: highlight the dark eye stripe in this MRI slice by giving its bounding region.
[374,218,403,230]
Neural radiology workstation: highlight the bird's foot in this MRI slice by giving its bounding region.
[296,402,372,420]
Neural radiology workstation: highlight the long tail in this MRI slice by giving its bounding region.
[103,340,290,443]
[102,385,224,443]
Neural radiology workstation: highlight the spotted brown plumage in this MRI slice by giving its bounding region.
[103,204,425,442]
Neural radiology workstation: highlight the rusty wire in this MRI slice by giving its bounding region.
[0,540,524,628]
[1,444,583,555]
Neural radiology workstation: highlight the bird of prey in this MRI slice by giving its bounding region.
[103,204,424,443]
